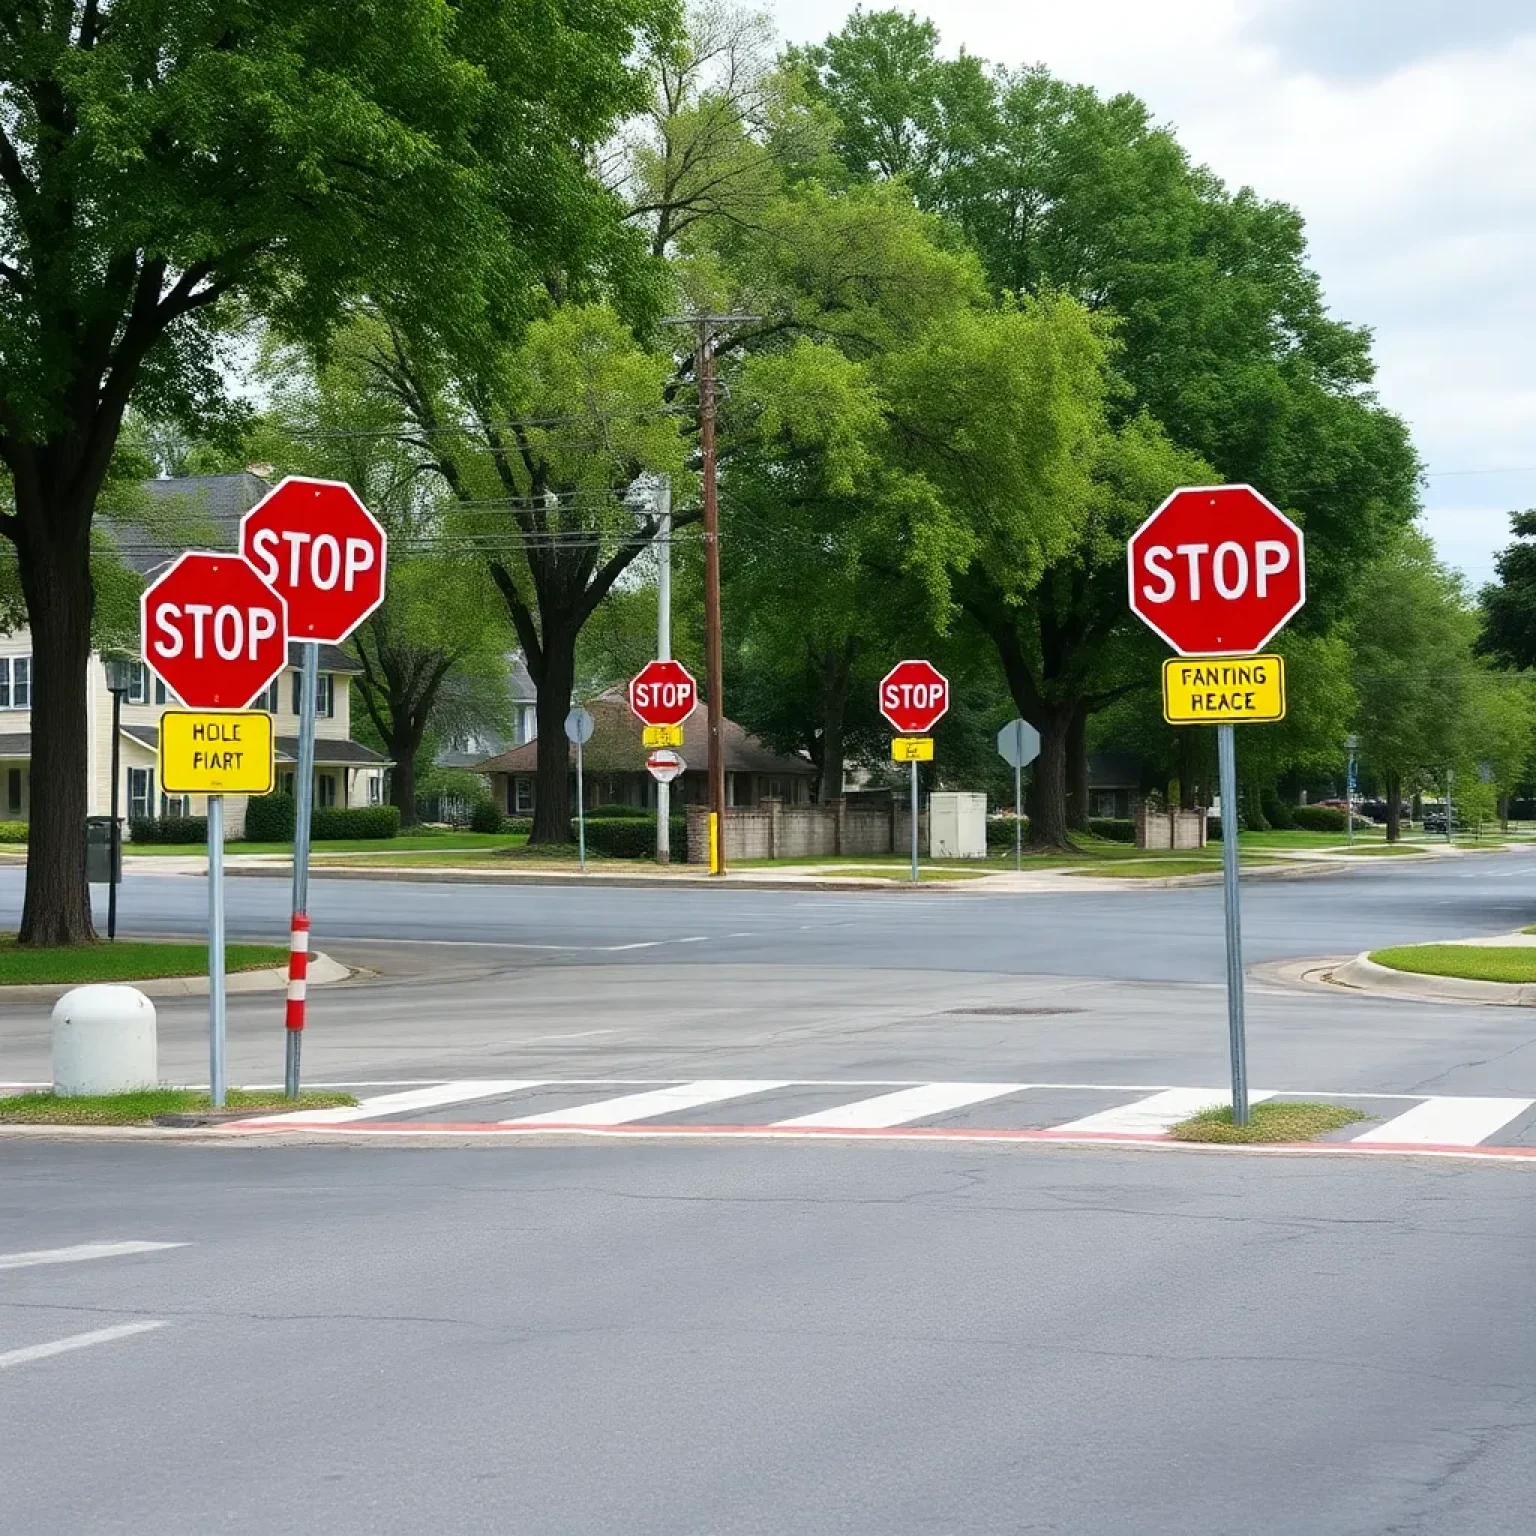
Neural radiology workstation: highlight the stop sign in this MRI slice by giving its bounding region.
[140,552,289,709]
[239,477,387,643]
[879,660,950,735]
[629,660,698,727]
[1127,484,1305,655]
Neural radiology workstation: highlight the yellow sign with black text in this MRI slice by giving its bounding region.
[160,710,275,795]
[642,724,684,748]
[891,736,935,762]
[1162,655,1286,725]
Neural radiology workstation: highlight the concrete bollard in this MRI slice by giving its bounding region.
[51,985,158,1096]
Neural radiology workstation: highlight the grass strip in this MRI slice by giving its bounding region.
[1170,1101,1370,1144]
[0,1089,356,1125]
[1368,944,1536,984]
[1,937,287,986]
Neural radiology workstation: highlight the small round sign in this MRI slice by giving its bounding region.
[646,748,686,784]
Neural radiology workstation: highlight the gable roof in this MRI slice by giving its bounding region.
[112,473,274,576]
[473,691,814,778]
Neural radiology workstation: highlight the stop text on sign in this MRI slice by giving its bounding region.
[629,659,698,728]
[881,680,946,713]
[247,528,377,595]
[878,660,950,735]
[149,599,279,662]
[632,679,695,711]
[1137,539,1293,605]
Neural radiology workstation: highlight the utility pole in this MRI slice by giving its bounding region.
[662,311,755,876]
[655,475,672,864]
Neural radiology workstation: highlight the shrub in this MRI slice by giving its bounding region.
[1088,817,1135,843]
[1261,791,1296,830]
[583,813,687,859]
[244,792,296,842]
[1291,804,1347,833]
[469,800,503,834]
[986,815,1028,850]
[582,802,650,819]
[311,805,400,840]
[502,816,533,836]
[1207,816,1222,841]
[128,815,208,844]
[0,820,26,843]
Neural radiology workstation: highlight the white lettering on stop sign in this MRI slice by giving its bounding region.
[638,680,693,709]
[1139,539,1292,604]
[152,601,277,661]
[249,528,377,593]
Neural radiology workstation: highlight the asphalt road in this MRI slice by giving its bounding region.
[4,1142,1534,1535]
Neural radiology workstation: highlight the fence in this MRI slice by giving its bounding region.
[686,798,929,863]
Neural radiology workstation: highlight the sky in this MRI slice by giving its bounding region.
[769,0,1536,588]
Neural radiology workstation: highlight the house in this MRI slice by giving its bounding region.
[0,472,389,837]
[474,689,816,815]
[1086,752,1144,820]
[433,652,538,770]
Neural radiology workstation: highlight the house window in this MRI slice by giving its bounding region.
[513,776,533,814]
[0,655,32,709]
[6,767,21,814]
[279,772,295,797]
[127,662,150,703]
[128,767,155,820]
[154,677,176,705]
[367,775,382,806]
[316,774,337,808]
[291,672,334,717]
[160,793,189,818]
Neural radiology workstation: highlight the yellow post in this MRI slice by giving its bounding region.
[708,811,721,875]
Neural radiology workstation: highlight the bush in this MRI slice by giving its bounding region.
[986,815,1028,850]
[503,816,532,836]
[311,805,400,841]
[0,820,25,843]
[582,802,650,819]
[1088,817,1135,843]
[1261,791,1296,830]
[1291,804,1347,833]
[1208,816,1223,841]
[582,813,688,859]
[244,792,295,842]
[469,800,503,834]
[128,815,208,844]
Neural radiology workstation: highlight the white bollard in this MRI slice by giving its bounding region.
[51,986,158,1096]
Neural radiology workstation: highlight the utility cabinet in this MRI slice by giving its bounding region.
[929,791,987,859]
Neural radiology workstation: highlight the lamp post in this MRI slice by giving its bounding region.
[103,657,135,940]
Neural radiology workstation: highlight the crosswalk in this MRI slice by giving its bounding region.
[234,1078,1536,1154]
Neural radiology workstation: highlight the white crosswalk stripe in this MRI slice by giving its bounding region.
[1351,1095,1534,1146]
[250,1080,547,1124]
[501,1080,790,1126]
[773,1082,1028,1129]
[1051,1088,1277,1135]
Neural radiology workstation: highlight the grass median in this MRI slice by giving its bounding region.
[0,1088,356,1125]
[1368,944,1536,984]
[0,936,288,987]
[1170,1102,1370,1143]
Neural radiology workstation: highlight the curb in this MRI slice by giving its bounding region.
[0,951,351,1006]
[224,866,961,893]
[1329,953,1536,1007]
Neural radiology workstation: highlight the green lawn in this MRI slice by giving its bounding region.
[0,1088,355,1124]
[1368,944,1536,984]
[1074,855,1283,879]
[1331,843,1423,856]
[832,864,997,882]
[0,937,287,986]
[1169,1101,1370,1144]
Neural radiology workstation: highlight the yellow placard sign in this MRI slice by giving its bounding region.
[891,735,935,762]
[160,710,275,794]
[1162,655,1286,725]
[642,724,684,748]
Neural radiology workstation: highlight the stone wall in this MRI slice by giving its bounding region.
[686,798,922,862]
[1136,804,1208,849]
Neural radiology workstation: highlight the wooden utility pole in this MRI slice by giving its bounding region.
[663,312,754,875]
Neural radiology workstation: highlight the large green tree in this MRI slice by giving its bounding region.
[0,0,669,942]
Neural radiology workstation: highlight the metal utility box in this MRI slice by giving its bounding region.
[928,791,987,859]
[85,816,122,885]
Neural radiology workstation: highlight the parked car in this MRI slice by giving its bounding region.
[1422,809,1460,833]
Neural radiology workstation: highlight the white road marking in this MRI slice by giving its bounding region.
[249,1080,546,1124]
[1352,1096,1535,1146]
[1053,1087,1277,1135]
[0,1322,166,1371]
[0,1241,188,1273]
[502,1079,790,1126]
[774,1082,1028,1128]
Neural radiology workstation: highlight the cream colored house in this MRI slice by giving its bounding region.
[0,473,389,839]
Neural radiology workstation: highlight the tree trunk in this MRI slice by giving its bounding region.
[388,727,421,827]
[16,524,97,945]
[1065,705,1090,832]
[530,626,576,845]
[1385,770,1402,843]
[1244,780,1270,832]
[816,643,855,804]
[1025,705,1074,850]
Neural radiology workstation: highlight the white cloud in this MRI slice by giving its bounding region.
[768,0,1536,577]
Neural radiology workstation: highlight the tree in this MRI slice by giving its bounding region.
[1478,510,1536,668]
[0,0,671,942]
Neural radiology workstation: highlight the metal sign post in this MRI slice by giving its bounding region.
[1345,733,1358,847]
[909,759,920,884]
[565,707,595,872]
[995,720,1041,871]
[1215,724,1248,1124]
[207,795,227,1107]
[287,642,319,1097]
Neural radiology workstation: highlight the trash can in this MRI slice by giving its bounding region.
[85,815,122,884]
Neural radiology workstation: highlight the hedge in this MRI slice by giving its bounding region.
[245,792,296,842]
[580,803,651,819]
[1088,817,1135,843]
[503,815,533,836]
[129,815,209,844]
[469,800,503,834]
[583,813,688,859]
[986,815,1027,850]
[1291,804,1346,833]
[310,805,400,840]
[0,820,25,843]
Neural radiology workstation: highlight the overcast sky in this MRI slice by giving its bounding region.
[770,0,1536,587]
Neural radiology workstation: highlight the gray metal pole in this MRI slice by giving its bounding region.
[108,688,122,940]
[576,736,587,872]
[1014,755,1022,872]
[286,641,319,1098]
[1445,768,1454,845]
[208,794,227,1108]
[910,759,919,883]
[656,476,671,864]
[1216,724,1248,1125]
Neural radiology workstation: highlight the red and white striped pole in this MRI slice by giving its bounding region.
[284,913,309,1083]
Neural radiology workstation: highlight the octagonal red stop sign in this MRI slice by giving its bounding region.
[629,660,698,727]
[879,660,950,735]
[1127,484,1305,655]
[140,552,289,709]
[239,477,387,643]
